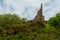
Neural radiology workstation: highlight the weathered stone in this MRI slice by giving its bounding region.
[33,3,44,22]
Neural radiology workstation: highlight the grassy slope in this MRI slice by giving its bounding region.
[0,24,60,40]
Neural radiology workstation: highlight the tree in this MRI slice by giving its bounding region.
[20,18,27,23]
[0,14,27,27]
[48,13,60,28]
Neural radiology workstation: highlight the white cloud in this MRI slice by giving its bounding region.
[43,0,60,20]
[3,0,42,19]
[0,0,60,20]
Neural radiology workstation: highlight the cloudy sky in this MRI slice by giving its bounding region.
[0,0,60,20]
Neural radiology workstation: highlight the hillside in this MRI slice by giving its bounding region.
[0,14,60,40]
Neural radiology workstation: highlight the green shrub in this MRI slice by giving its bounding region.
[48,13,60,28]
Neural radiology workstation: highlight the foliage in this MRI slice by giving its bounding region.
[0,13,60,40]
[0,14,19,26]
[48,13,60,28]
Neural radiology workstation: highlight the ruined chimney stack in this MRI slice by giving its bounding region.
[33,3,44,22]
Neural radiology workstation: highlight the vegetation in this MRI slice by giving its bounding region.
[0,13,60,40]
[48,13,60,28]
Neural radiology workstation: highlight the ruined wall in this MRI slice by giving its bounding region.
[33,3,44,22]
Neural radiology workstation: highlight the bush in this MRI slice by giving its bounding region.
[48,13,60,28]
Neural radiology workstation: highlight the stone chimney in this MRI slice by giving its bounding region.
[33,3,44,22]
